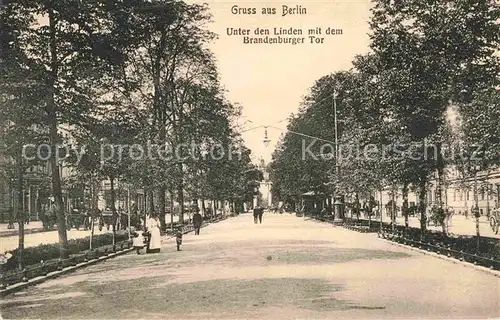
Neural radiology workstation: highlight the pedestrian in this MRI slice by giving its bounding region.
[176,226,183,251]
[132,228,145,255]
[253,207,259,224]
[258,206,264,224]
[46,201,56,230]
[193,207,202,235]
[146,212,161,253]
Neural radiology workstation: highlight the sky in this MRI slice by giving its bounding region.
[188,0,374,163]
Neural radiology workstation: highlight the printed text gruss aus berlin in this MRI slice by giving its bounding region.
[231,5,307,16]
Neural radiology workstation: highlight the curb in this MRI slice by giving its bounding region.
[0,217,230,297]
[378,237,500,278]
[0,247,134,297]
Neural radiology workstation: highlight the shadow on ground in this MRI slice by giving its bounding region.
[1,278,385,319]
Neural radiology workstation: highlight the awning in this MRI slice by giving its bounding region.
[302,191,324,196]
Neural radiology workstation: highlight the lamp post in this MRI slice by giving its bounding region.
[332,89,345,222]
[333,90,339,181]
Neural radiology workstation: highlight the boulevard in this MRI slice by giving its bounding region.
[1,213,496,254]
[1,213,498,319]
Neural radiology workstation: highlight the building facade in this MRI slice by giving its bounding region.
[378,166,500,216]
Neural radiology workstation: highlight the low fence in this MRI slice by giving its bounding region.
[306,215,500,271]
[0,239,132,291]
[379,226,500,271]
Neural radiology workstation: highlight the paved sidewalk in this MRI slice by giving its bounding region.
[0,214,183,238]
[1,212,498,319]
[0,221,44,231]
[0,228,113,253]
[0,221,45,237]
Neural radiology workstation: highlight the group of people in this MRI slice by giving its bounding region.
[132,207,204,254]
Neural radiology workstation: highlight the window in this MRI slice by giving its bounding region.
[481,188,485,201]
[467,191,470,201]
[459,190,463,201]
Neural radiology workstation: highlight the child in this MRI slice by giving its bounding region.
[132,228,145,255]
[175,226,183,251]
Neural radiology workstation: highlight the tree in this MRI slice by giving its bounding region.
[269,72,356,203]
[368,0,499,236]
[2,0,138,258]
[0,2,50,269]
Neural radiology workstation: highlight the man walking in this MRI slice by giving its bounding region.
[193,207,202,235]
[258,206,264,224]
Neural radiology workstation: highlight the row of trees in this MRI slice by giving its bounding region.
[270,0,499,236]
[0,0,258,267]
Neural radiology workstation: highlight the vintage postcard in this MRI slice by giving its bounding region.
[0,0,499,319]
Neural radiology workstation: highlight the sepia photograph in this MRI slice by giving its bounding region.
[0,0,499,319]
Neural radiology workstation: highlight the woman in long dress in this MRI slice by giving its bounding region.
[146,213,161,253]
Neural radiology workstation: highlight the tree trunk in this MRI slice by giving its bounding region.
[17,162,24,271]
[435,142,444,208]
[110,176,116,252]
[418,179,427,238]
[355,193,360,222]
[142,187,147,228]
[463,178,468,217]
[485,170,491,217]
[48,8,68,258]
[379,188,383,232]
[169,190,174,230]
[368,194,372,229]
[178,177,184,224]
[368,206,371,228]
[216,200,219,218]
[402,183,409,232]
[149,190,155,213]
[90,179,98,250]
[473,170,480,250]
[8,179,14,229]
[90,216,95,251]
[201,197,206,218]
[158,187,166,231]
[391,191,396,232]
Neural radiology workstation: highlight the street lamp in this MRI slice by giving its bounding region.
[263,127,270,147]
[331,88,345,222]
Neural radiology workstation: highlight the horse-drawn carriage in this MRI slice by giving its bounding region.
[98,210,115,231]
[98,210,139,231]
[42,208,89,231]
[41,211,57,231]
[116,212,141,230]
[65,209,89,230]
